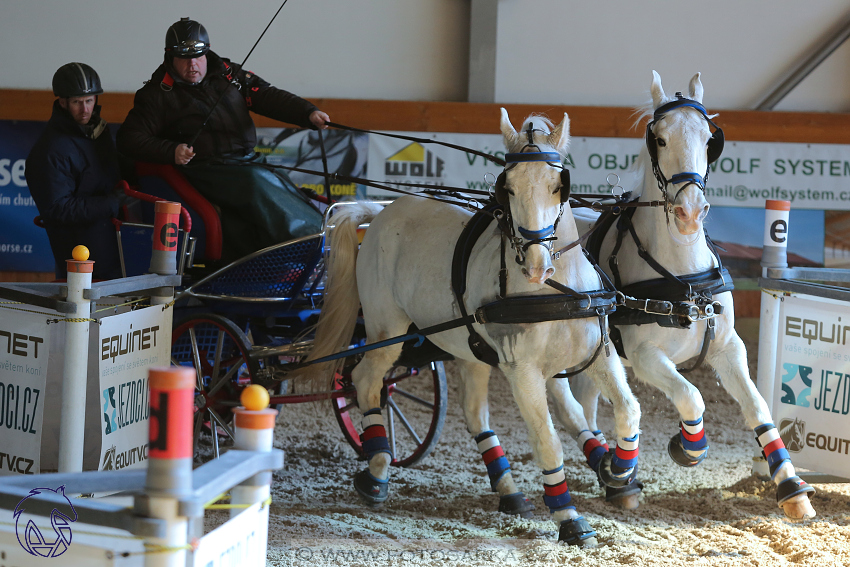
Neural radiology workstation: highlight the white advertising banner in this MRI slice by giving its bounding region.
[773,292,850,478]
[0,309,49,476]
[366,131,850,210]
[193,501,270,567]
[97,305,172,472]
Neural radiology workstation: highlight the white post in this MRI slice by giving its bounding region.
[754,200,790,478]
[231,387,278,518]
[57,252,93,473]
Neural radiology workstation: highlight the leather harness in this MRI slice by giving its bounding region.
[450,205,617,375]
[585,199,734,372]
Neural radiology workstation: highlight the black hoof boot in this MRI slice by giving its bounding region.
[667,433,708,467]
[353,468,389,505]
[597,451,633,488]
[558,516,598,547]
[776,475,815,505]
[498,492,535,518]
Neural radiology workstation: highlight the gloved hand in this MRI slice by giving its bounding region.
[113,186,136,207]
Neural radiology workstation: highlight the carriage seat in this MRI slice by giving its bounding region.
[134,162,223,263]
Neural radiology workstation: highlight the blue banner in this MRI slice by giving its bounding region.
[0,120,53,272]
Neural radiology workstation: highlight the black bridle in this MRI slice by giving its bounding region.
[645,93,724,212]
[494,122,571,263]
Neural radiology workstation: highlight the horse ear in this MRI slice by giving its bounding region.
[500,107,518,150]
[689,72,704,103]
[650,70,666,108]
[548,113,570,153]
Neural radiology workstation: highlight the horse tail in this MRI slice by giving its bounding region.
[292,202,384,390]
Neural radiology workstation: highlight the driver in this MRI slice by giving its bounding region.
[117,17,328,261]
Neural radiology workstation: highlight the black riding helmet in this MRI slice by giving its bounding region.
[165,17,210,59]
[52,63,103,98]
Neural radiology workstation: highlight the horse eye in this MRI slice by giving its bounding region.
[657,138,667,148]
[505,187,515,196]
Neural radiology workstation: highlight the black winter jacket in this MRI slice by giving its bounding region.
[116,51,318,163]
[26,101,121,279]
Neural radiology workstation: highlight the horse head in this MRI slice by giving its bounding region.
[646,71,723,237]
[498,108,570,284]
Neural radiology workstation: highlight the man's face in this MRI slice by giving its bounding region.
[172,55,207,84]
[58,96,96,125]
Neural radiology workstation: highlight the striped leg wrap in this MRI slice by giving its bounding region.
[611,434,639,478]
[681,418,709,460]
[475,430,511,491]
[593,430,610,451]
[360,408,392,459]
[542,465,574,513]
[578,430,608,472]
[756,423,815,504]
[755,423,790,479]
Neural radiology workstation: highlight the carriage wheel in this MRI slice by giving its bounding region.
[171,313,258,466]
[332,361,447,468]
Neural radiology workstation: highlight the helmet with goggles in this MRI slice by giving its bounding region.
[165,17,210,59]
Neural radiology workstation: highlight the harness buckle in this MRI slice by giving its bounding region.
[615,291,626,306]
[644,299,673,316]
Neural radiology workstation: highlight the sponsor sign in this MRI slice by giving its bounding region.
[774,292,850,478]
[0,120,53,272]
[0,310,49,476]
[255,127,369,200]
[193,500,269,567]
[366,131,850,211]
[97,305,171,472]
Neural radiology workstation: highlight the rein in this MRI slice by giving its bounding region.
[328,121,506,167]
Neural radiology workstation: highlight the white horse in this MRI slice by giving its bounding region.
[567,71,816,519]
[301,110,641,546]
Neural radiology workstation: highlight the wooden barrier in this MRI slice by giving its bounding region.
[3,89,850,142]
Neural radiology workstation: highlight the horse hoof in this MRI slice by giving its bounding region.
[605,480,643,510]
[558,516,597,547]
[781,493,817,520]
[777,476,816,519]
[597,452,634,488]
[353,468,389,505]
[667,433,708,467]
[498,492,535,518]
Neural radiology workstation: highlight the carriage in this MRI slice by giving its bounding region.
[129,164,449,468]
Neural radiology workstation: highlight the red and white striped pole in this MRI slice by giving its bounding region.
[142,366,195,567]
[149,201,181,277]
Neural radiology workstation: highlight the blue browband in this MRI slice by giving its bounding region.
[518,224,556,240]
[670,172,705,187]
[654,100,710,121]
[505,152,562,164]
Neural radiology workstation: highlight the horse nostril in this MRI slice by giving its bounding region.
[674,206,688,221]
[544,267,555,280]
